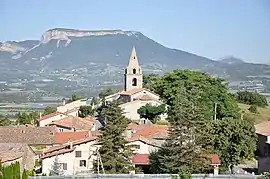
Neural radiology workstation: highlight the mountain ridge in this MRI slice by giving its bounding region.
[0,28,269,82]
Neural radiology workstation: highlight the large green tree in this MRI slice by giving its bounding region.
[206,118,257,171]
[144,70,240,120]
[78,105,95,117]
[16,111,39,125]
[150,87,211,174]
[97,101,134,173]
[137,104,166,123]
[42,106,56,116]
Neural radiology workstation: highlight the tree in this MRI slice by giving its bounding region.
[98,88,118,100]
[67,94,81,103]
[249,105,258,113]
[143,73,159,89]
[42,106,56,116]
[236,91,268,107]
[96,101,134,173]
[147,70,240,120]
[0,116,11,126]
[137,104,166,123]
[50,156,63,176]
[22,169,28,179]
[150,87,211,174]
[207,118,256,171]
[78,105,94,117]
[16,112,39,125]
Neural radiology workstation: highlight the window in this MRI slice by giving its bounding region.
[75,151,82,158]
[133,68,136,74]
[59,128,64,132]
[61,163,67,170]
[132,78,137,86]
[134,56,135,59]
[80,160,86,167]
[134,145,140,149]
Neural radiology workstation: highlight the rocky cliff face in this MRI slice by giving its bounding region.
[41,28,139,43]
[0,43,25,54]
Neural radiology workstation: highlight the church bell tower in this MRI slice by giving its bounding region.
[124,47,143,91]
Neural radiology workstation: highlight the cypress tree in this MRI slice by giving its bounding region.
[150,87,211,174]
[22,169,28,179]
[96,101,134,174]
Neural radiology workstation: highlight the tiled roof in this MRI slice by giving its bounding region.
[62,108,79,115]
[132,154,149,165]
[127,123,150,131]
[41,136,97,159]
[0,126,56,145]
[255,121,270,136]
[0,151,23,163]
[208,154,221,165]
[54,131,90,144]
[36,111,62,122]
[49,116,95,130]
[40,147,75,159]
[132,124,168,139]
[120,88,145,95]
[91,130,101,136]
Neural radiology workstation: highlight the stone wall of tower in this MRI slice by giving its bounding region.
[124,47,143,91]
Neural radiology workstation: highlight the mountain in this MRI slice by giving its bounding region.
[0,28,270,84]
[220,56,245,64]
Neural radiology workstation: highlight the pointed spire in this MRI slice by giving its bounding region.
[128,46,139,68]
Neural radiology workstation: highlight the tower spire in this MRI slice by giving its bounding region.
[128,46,139,68]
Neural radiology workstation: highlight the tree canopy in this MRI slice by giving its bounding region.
[42,106,56,116]
[236,91,268,107]
[78,105,95,117]
[0,115,11,126]
[144,70,257,173]
[144,70,240,120]
[137,104,166,123]
[98,88,118,100]
[67,94,82,103]
[96,101,134,173]
[16,111,39,125]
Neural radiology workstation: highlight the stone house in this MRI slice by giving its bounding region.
[0,143,35,172]
[40,137,98,176]
[104,47,167,121]
[45,116,96,132]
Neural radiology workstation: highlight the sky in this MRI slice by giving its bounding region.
[1,0,270,63]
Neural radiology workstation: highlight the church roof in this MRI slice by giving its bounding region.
[127,46,139,68]
[120,88,144,95]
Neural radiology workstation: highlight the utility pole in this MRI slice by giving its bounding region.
[214,103,217,120]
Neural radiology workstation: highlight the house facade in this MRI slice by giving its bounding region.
[40,137,98,175]
[105,47,166,121]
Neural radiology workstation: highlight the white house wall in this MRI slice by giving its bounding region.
[128,140,158,154]
[42,142,97,176]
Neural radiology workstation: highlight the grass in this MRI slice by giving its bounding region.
[238,103,270,124]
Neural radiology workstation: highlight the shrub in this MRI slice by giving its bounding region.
[249,105,258,113]
[156,120,169,125]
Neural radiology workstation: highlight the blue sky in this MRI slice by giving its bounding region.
[1,0,270,63]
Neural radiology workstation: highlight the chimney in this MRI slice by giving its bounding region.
[68,139,73,148]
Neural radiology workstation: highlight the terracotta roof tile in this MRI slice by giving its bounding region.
[54,131,90,144]
[49,116,95,130]
[132,154,149,165]
[41,136,97,159]
[120,88,144,95]
[0,152,24,163]
[132,124,168,139]
[36,111,62,122]
[208,154,221,165]
[255,121,270,136]
[0,126,56,145]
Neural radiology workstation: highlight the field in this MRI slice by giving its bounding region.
[238,103,270,124]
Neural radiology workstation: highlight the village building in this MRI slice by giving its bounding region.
[126,123,221,175]
[0,143,35,172]
[40,136,98,176]
[104,47,166,121]
[255,121,270,174]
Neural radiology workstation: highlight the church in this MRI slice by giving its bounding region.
[105,47,166,121]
